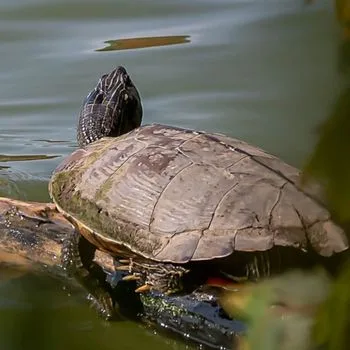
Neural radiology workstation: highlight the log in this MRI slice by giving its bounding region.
[0,197,242,349]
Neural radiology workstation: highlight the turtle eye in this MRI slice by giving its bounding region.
[121,73,130,87]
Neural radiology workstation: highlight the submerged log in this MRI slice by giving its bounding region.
[0,197,242,349]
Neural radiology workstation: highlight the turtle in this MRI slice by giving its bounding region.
[49,66,349,319]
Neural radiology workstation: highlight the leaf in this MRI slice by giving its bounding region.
[303,86,350,223]
[313,259,350,350]
[220,269,331,350]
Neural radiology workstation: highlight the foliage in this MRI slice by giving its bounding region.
[220,270,330,350]
[304,85,350,349]
[303,86,350,223]
[313,259,350,350]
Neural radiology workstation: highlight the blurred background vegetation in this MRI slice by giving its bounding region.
[222,2,350,348]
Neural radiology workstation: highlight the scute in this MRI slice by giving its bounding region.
[50,124,349,263]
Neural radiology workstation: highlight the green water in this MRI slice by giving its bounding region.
[0,0,345,349]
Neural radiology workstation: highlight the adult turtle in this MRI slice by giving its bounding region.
[49,67,348,319]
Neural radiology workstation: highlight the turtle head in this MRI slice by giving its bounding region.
[77,66,143,147]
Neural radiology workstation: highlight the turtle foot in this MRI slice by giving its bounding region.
[61,230,116,320]
[81,262,116,320]
[135,284,152,293]
[87,292,114,321]
[114,258,188,294]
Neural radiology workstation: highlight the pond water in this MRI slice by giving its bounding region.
[0,0,345,349]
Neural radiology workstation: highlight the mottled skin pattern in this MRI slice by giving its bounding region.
[77,66,142,147]
[51,67,348,319]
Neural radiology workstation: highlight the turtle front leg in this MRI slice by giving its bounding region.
[115,258,189,294]
[61,230,115,320]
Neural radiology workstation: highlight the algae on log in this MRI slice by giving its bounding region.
[0,197,242,350]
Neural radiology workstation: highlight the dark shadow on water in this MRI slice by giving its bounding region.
[96,35,190,52]
[34,139,71,144]
[0,154,59,163]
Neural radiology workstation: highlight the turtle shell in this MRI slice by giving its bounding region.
[49,124,348,263]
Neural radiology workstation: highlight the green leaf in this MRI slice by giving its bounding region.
[303,86,350,223]
[221,270,330,350]
[313,259,350,350]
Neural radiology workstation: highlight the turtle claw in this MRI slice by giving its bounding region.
[122,274,141,281]
[87,293,115,321]
[135,284,151,293]
[118,259,131,264]
[115,265,130,271]
[62,230,117,320]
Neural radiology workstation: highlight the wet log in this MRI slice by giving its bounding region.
[0,197,241,349]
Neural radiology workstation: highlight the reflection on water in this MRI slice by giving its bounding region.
[0,266,27,282]
[0,170,50,202]
[0,154,59,162]
[33,139,71,144]
[96,35,190,52]
[0,273,194,350]
[0,272,193,350]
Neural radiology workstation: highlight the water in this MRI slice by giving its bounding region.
[0,0,344,348]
